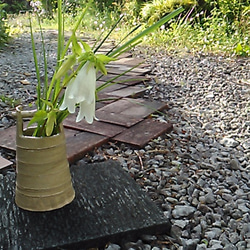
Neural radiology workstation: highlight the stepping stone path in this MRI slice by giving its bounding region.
[0,53,172,165]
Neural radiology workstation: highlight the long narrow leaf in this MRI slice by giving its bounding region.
[29,15,41,110]
[93,14,124,54]
[109,7,184,58]
[61,0,93,60]
[113,40,142,58]
[47,1,93,105]
[57,0,63,67]
[107,24,141,56]
[52,0,64,103]
[37,18,48,106]
[96,61,144,92]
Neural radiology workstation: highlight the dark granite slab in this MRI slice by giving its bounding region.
[0,161,170,250]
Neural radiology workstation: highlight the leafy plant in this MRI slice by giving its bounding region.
[140,0,197,24]
[142,0,250,56]
[235,43,250,56]
[27,0,184,137]
[204,0,250,23]
[0,94,20,107]
[0,1,8,46]
[1,0,30,13]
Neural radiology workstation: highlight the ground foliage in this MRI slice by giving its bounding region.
[1,0,29,13]
[0,2,8,47]
[2,0,250,55]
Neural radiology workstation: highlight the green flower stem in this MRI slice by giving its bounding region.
[52,0,63,103]
[61,1,92,60]
[57,0,63,67]
[47,1,92,107]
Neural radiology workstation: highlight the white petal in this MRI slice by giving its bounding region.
[68,62,96,104]
[59,61,96,122]
[60,98,76,113]
[59,80,76,113]
[76,99,96,123]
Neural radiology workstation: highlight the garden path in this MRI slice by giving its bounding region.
[0,43,172,167]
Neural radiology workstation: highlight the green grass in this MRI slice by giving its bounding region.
[141,5,250,56]
[0,94,20,108]
[145,18,249,56]
[6,4,250,57]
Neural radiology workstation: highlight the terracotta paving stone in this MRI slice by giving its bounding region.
[106,64,151,75]
[105,85,148,98]
[98,74,149,86]
[64,127,82,138]
[66,131,108,164]
[95,98,169,127]
[96,81,126,92]
[96,101,108,109]
[0,126,81,148]
[64,115,126,137]
[97,93,120,104]
[0,126,16,151]
[113,119,173,147]
[0,156,13,169]
[105,67,149,76]
[97,95,120,104]
[116,52,132,59]
[110,57,150,67]
[0,126,105,164]
[96,81,125,102]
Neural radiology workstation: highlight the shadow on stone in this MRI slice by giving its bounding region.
[0,160,170,249]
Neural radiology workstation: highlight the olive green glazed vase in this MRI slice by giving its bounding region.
[15,107,75,212]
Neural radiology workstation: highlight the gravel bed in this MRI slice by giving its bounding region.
[0,33,250,249]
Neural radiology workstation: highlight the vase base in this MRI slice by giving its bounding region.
[15,186,75,212]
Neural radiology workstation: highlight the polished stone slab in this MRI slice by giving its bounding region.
[0,161,170,250]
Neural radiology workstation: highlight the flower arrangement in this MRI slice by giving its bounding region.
[27,0,183,137]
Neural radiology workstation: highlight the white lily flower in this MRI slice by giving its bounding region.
[60,61,96,123]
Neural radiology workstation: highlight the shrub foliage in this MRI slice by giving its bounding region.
[0,1,8,46]
[2,0,249,55]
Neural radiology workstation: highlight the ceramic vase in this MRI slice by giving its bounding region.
[15,107,75,211]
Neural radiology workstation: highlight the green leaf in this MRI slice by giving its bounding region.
[201,239,209,246]
[46,111,57,136]
[96,61,107,75]
[80,41,92,52]
[72,33,82,56]
[55,54,76,80]
[29,14,42,109]
[95,54,116,64]
[78,51,94,64]
[40,99,54,109]
[235,43,243,53]
[56,110,69,125]
[109,7,184,58]
[28,110,47,127]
